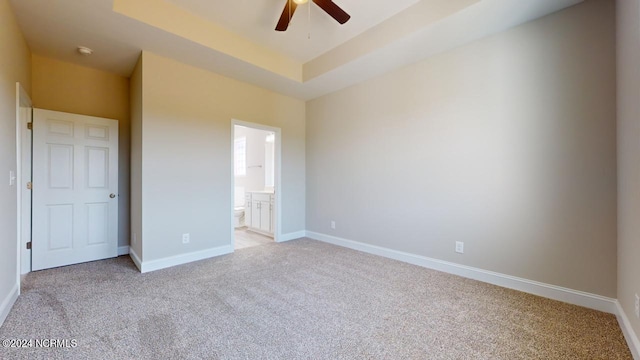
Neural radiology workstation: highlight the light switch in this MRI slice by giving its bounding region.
[9,170,16,186]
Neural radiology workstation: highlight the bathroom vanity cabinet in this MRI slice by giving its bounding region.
[245,192,274,237]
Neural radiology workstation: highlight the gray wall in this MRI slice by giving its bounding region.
[130,55,143,258]
[137,52,306,262]
[306,0,617,297]
[617,0,640,341]
[0,0,30,322]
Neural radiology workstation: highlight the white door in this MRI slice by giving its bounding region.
[32,109,119,271]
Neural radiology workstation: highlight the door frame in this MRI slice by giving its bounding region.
[230,119,282,249]
[16,82,32,278]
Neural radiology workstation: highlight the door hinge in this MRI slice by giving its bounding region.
[26,242,32,250]
[26,181,32,190]
[27,122,32,130]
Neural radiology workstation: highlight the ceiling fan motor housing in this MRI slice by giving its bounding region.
[276,0,351,31]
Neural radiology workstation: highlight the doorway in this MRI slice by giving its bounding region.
[231,120,281,250]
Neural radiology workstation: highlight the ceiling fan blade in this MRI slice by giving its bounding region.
[312,0,351,24]
[275,1,298,31]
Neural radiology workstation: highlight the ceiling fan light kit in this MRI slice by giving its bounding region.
[276,0,351,32]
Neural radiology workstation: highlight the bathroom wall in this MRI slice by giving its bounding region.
[234,125,273,203]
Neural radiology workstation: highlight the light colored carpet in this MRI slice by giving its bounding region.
[0,239,632,359]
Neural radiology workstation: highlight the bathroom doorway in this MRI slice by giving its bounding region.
[231,120,281,250]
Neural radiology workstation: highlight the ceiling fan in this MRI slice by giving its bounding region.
[275,0,351,32]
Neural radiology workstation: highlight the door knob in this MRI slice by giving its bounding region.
[109,193,116,198]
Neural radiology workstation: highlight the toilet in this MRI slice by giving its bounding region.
[234,187,245,228]
[234,206,245,228]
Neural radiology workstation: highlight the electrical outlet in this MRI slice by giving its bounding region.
[635,293,639,319]
[455,241,464,254]
[182,233,190,244]
[330,221,336,230]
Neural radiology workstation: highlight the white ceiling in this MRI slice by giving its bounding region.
[9,0,584,100]
[166,0,419,62]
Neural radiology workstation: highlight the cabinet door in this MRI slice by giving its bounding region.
[245,199,252,227]
[259,201,271,233]
[252,200,261,229]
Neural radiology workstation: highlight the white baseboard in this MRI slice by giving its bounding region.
[134,245,233,273]
[305,231,618,314]
[616,300,640,360]
[278,231,306,243]
[0,283,19,328]
[118,246,130,256]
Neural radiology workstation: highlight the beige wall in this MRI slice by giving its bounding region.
[137,51,305,262]
[617,0,640,343]
[306,0,617,297]
[0,0,31,323]
[31,55,131,247]
[130,55,143,258]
